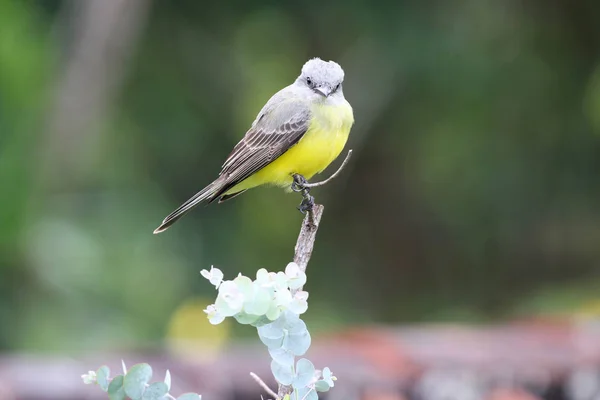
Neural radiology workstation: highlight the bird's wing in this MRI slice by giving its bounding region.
[153,94,310,234]
[214,97,311,198]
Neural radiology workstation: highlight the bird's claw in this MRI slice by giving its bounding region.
[297,194,315,214]
[291,174,314,214]
[291,174,309,192]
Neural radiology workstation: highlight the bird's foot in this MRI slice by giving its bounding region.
[291,174,315,214]
[298,194,315,214]
[291,174,309,192]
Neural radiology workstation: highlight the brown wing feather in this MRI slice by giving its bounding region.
[153,94,310,233]
[207,114,309,201]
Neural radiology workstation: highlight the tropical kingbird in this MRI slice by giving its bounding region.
[154,58,354,234]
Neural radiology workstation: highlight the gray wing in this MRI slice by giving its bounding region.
[153,90,310,233]
[212,95,311,199]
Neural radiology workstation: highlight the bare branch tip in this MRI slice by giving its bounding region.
[250,372,279,399]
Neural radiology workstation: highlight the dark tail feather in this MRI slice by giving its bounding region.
[153,180,222,234]
[218,189,247,203]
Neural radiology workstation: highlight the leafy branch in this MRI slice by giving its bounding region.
[82,361,200,400]
[82,150,352,400]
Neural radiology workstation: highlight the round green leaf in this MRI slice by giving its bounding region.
[284,327,311,356]
[123,363,153,399]
[265,303,282,321]
[250,315,271,327]
[287,269,306,290]
[96,366,110,391]
[245,286,272,315]
[293,358,315,388]
[271,359,294,385]
[281,311,300,327]
[322,367,335,387]
[268,346,294,367]
[284,316,306,333]
[176,394,201,400]
[108,375,126,400]
[315,380,330,392]
[257,321,285,349]
[234,311,261,325]
[142,381,168,400]
[233,275,254,298]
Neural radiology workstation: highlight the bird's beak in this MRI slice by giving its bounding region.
[314,86,331,97]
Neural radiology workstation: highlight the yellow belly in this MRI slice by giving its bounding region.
[226,101,354,193]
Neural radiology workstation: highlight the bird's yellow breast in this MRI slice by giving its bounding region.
[229,100,354,193]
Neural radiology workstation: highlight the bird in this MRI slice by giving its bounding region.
[154,58,354,234]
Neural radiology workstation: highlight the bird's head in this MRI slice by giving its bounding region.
[296,58,345,98]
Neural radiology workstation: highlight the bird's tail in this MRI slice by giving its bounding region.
[153,178,224,234]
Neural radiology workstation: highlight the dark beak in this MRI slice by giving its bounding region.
[314,86,331,97]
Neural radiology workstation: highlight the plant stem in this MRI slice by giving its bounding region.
[278,205,325,398]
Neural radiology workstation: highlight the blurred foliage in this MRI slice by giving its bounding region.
[0,0,600,353]
[82,362,201,400]
[166,296,230,359]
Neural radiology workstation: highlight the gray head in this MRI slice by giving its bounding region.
[296,58,345,98]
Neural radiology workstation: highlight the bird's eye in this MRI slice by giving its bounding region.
[306,77,312,86]
[334,83,340,91]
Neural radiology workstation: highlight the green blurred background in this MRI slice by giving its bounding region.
[1,0,600,357]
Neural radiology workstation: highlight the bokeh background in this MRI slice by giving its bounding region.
[1,0,600,399]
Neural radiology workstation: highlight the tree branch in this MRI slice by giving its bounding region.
[250,372,278,399]
[292,205,324,292]
[276,205,324,399]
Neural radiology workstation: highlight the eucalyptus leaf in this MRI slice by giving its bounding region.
[315,380,330,392]
[293,358,315,388]
[257,321,285,349]
[284,327,311,356]
[234,311,261,325]
[250,315,271,327]
[215,293,241,317]
[108,375,126,400]
[142,381,168,400]
[265,303,282,321]
[271,359,294,385]
[322,367,335,387]
[245,286,271,315]
[233,275,254,299]
[123,363,153,399]
[268,346,295,367]
[281,310,300,327]
[284,316,306,334]
[96,366,110,391]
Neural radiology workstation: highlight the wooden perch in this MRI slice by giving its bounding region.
[277,204,325,399]
[292,205,324,293]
